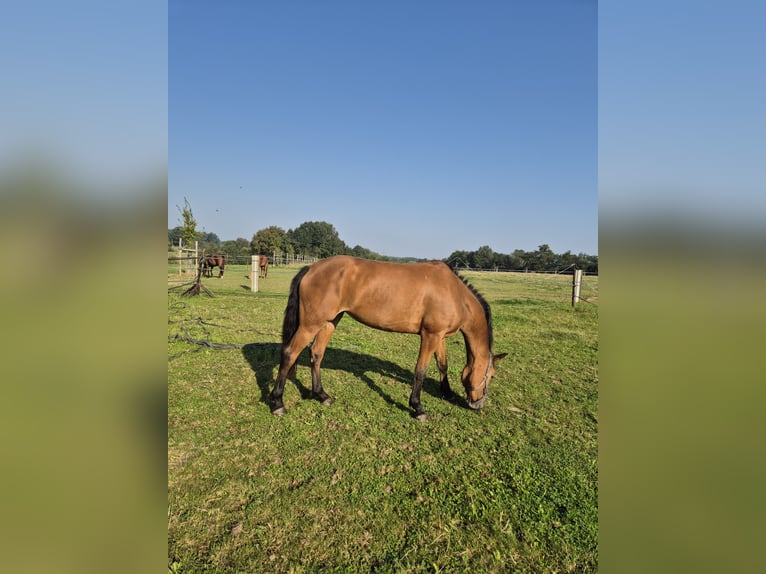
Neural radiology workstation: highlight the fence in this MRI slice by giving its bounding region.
[450,264,597,276]
[455,265,598,306]
[268,253,318,267]
[166,251,318,282]
[174,239,198,276]
[204,253,319,267]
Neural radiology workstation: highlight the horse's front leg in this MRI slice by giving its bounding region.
[409,369,427,421]
[434,338,454,399]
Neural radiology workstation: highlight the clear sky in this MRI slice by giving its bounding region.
[169,0,597,259]
[599,0,766,229]
[0,1,167,187]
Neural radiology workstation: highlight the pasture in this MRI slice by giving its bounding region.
[168,264,598,572]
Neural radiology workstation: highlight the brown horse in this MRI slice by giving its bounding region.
[271,255,507,420]
[200,254,226,278]
[259,255,268,278]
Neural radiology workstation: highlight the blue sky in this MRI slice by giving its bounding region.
[0,1,167,186]
[599,0,766,227]
[169,1,597,259]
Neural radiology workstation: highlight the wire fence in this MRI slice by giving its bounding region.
[166,253,598,305]
[451,266,598,276]
[166,252,317,286]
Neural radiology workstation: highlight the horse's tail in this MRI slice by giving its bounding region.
[281,265,311,346]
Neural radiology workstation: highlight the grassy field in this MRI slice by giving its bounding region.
[168,264,598,573]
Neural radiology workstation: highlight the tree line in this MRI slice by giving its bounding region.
[169,202,597,273]
[446,244,598,273]
[168,220,391,262]
[169,223,597,274]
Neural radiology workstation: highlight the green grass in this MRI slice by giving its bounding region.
[168,265,598,572]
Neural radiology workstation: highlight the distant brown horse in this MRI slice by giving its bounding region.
[270,255,507,420]
[259,255,268,278]
[200,254,226,278]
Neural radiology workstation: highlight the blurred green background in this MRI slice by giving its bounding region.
[600,222,766,572]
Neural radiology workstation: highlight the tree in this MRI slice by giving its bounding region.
[221,238,252,262]
[288,221,348,258]
[199,232,221,253]
[168,226,183,248]
[494,252,513,270]
[536,244,556,271]
[251,226,288,256]
[511,249,527,270]
[176,198,200,248]
[559,250,577,271]
[350,245,383,260]
[473,245,495,269]
[525,244,554,271]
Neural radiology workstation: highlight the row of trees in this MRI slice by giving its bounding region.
[168,220,383,262]
[169,223,597,273]
[249,221,396,261]
[169,200,597,272]
[446,244,598,273]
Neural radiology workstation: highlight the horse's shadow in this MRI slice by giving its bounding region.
[241,343,460,414]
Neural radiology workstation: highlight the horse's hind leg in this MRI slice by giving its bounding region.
[309,315,343,405]
[271,326,316,415]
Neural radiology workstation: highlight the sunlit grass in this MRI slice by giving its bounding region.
[168,264,598,572]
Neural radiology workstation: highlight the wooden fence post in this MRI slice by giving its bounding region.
[572,269,583,306]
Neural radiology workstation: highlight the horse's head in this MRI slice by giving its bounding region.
[462,353,508,410]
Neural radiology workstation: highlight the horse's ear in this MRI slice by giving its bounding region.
[493,352,508,363]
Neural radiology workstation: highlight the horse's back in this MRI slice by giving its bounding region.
[205,254,224,264]
[299,256,465,334]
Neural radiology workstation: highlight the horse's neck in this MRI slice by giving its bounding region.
[464,336,490,363]
[461,316,490,364]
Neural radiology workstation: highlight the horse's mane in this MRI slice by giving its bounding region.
[446,264,494,351]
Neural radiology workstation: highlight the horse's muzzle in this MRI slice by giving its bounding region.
[467,395,486,410]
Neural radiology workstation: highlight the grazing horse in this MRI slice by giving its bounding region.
[259,255,269,278]
[200,254,226,278]
[271,255,507,420]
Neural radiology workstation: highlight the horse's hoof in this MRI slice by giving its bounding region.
[415,413,429,422]
[272,407,287,417]
[321,397,334,406]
